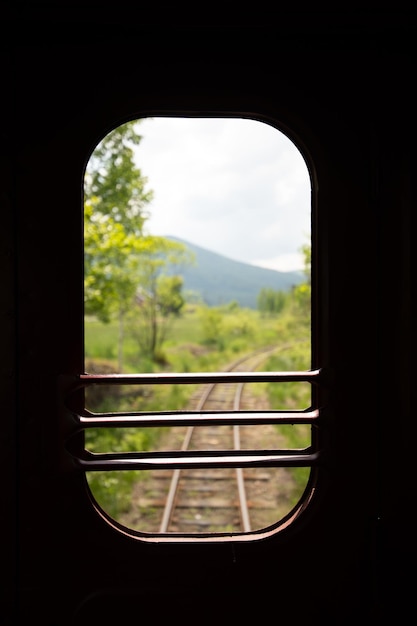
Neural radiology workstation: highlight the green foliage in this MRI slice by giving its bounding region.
[85,120,153,234]
[85,300,311,375]
[84,120,153,324]
[197,306,225,348]
[86,470,140,518]
[289,242,311,320]
[257,287,288,315]
[84,197,149,323]
[86,426,164,454]
[157,275,185,316]
[257,243,311,319]
[125,236,194,361]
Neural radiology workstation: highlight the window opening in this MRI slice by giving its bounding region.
[78,116,314,540]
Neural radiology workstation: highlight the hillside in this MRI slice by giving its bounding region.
[166,236,305,309]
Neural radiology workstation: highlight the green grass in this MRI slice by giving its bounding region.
[85,305,309,372]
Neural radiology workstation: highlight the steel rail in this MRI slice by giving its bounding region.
[158,346,285,533]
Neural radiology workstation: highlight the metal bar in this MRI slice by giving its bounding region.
[73,450,320,471]
[76,368,323,387]
[73,409,320,429]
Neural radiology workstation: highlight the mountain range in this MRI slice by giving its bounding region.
[166,236,305,309]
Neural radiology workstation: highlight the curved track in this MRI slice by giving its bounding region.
[159,348,278,533]
[119,346,305,535]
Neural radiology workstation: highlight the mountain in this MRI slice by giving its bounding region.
[166,236,305,309]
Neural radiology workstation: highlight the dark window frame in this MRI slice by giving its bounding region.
[60,113,327,543]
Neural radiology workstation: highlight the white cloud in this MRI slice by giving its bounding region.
[251,253,306,273]
[135,116,311,271]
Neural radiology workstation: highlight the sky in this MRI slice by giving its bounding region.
[133,116,311,273]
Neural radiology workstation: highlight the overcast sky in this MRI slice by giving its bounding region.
[134,116,311,272]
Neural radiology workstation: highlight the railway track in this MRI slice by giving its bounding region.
[119,346,308,535]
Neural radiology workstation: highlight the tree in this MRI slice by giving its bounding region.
[292,242,311,318]
[126,237,194,362]
[256,243,311,319]
[85,120,153,235]
[84,196,144,323]
[84,120,153,322]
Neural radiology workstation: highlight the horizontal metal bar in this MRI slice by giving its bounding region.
[76,368,322,387]
[74,449,320,471]
[75,408,319,428]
